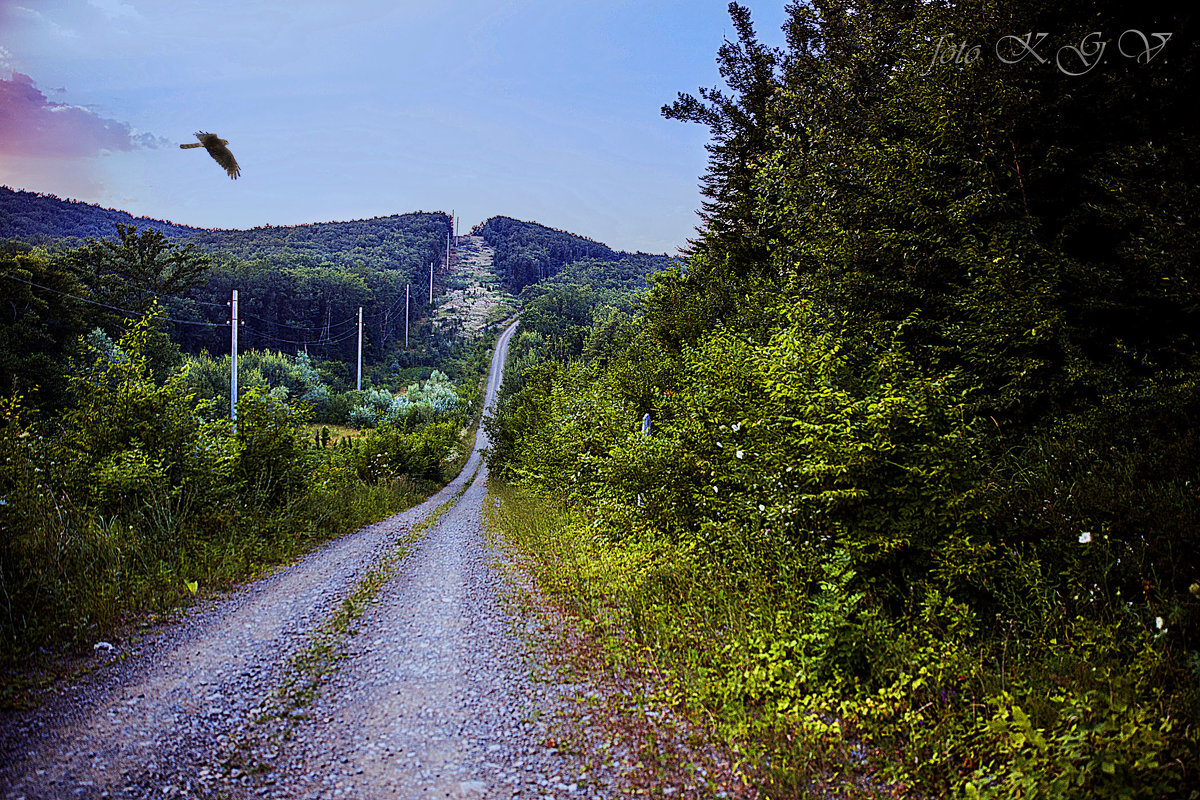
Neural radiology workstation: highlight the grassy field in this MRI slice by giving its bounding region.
[304,423,367,448]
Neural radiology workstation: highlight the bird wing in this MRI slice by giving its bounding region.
[196,132,241,179]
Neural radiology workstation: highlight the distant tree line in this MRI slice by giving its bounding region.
[0,186,200,242]
[476,215,668,294]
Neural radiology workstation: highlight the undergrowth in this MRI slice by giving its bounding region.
[0,314,488,682]
[487,483,1200,799]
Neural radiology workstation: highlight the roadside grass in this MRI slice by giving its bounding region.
[0,467,431,710]
[483,483,1199,799]
[483,482,760,799]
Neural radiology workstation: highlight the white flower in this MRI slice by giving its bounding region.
[1156,616,1164,630]
[736,450,744,459]
[1078,531,1092,544]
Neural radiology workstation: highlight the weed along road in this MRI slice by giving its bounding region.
[0,318,610,799]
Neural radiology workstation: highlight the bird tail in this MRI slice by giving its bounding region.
[180,143,202,149]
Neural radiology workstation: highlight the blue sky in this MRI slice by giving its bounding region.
[0,1,791,253]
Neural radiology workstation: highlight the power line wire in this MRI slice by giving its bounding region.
[4,272,367,340]
[1,272,228,328]
[240,323,360,348]
[237,309,358,334]
[5,271,433,344]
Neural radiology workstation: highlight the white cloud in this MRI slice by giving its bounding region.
[86,0,141,21]
[10,5,79,39]
[0,70,168,158]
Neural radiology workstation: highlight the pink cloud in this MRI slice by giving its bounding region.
[0,71,163,158]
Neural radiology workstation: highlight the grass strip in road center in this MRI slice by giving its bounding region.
[278,463,480,714]
[219,466,482,788]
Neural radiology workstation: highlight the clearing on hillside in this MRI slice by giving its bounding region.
[432,234,515,340]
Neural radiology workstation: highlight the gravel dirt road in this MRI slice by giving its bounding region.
[0,321,598,799]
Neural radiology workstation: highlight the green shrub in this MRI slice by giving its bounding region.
[231,389,309,507]
[0,314,449,667]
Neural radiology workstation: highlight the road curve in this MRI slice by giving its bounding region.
[1,319,537,800]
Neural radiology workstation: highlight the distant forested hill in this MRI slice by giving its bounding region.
[0,187,671,373]
[0,186,199,242]
[475,216,671,295]
[517,254,675,310]
[174,212,451,363]
[187,214,450,271]
[0,185,448,273]
[0,186,454,365]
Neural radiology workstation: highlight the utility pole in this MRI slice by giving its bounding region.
[637,412,651,507]
[230,289,239,424]
[356,306,363,392]
[405,284,410,348]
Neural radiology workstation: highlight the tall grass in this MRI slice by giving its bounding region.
[0,315,481,679]
[0,424,430,673]
[486,482,1200,799]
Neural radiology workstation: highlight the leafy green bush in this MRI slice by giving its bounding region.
[231,389,309,507]
[344,420,459,485]
[0,313,464,667]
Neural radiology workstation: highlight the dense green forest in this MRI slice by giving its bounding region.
[487,1,1199,797]
[516,253,677,309]
[475,215,670,295]
[1,189,455,370]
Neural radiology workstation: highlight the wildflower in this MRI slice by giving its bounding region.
[736,450,744,459]
[1078,531,1092,544]
[1156,616,1164,630]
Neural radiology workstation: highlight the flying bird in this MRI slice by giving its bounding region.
[180,131,240,179]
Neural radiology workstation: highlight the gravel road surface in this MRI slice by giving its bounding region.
[0,320,629,799]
